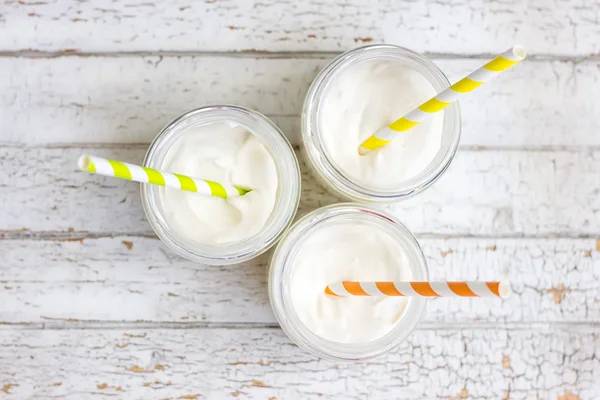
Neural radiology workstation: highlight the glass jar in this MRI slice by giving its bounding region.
[268,203,428,360]
[141,105,301,265]
[302,44,462,202]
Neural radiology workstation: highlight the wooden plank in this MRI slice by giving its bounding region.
[1,56,598,147]
[391,148,600,237]
[1,147,598,236]
[0,55,311,145]
[0,327,597,399]
[3,0,599,55]
[1,237,598,324]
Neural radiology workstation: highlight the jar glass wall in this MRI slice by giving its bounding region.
[269,203,428,360]
[302,44,461,202]
[141,106,301,265]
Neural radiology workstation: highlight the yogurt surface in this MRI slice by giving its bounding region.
[289,221,413,343]
[319,60,443,189]
[159,123,278,245]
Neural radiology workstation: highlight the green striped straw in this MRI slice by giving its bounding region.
[78,155,250,199]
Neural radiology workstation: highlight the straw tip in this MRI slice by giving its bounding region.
[78,155,91,171]
[498,281,512,298]
[324,286,341,297]
[512,45,526,61]
[236,187,252,196]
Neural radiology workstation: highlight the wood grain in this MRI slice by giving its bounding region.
[0,327,596,399]
[2,0,599,396]
[1,147,598,236]
[1,236,598,324]
[3,0,599,55]
[2,56,598,147]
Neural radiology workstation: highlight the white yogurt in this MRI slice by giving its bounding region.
[320,60,443,189]
[159,123,278,245]
[289,221,413,343]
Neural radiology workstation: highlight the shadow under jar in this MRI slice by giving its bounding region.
[141,106,301,266]
[302,44,461,203]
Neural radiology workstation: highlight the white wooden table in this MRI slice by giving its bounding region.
[2,1,599,398]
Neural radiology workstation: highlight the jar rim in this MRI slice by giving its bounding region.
[268,203,429,360]
[301,44,462,202]
[141,105,301,265]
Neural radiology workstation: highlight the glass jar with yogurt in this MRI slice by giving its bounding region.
[302,44,461,202]
[268,203,428,360]
[142,106,301,265]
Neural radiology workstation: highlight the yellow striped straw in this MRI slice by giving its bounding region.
[358,45,527,155]
[78,155,250,199]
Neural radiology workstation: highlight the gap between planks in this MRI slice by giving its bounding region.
[2,231,599,241]
[0,50,597,62]
[2,320,599,331]
[4,143,600,153]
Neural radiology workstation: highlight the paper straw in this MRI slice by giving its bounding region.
[325,281,511,298]
[358,45,526,155]
[78,155,250,199]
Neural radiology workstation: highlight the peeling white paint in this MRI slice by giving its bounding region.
[2,0,599,55]
[1,1,599,398]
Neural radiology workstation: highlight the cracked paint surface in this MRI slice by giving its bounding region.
[1,0,600,399]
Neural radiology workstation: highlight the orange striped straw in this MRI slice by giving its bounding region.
[325,281,511,298]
